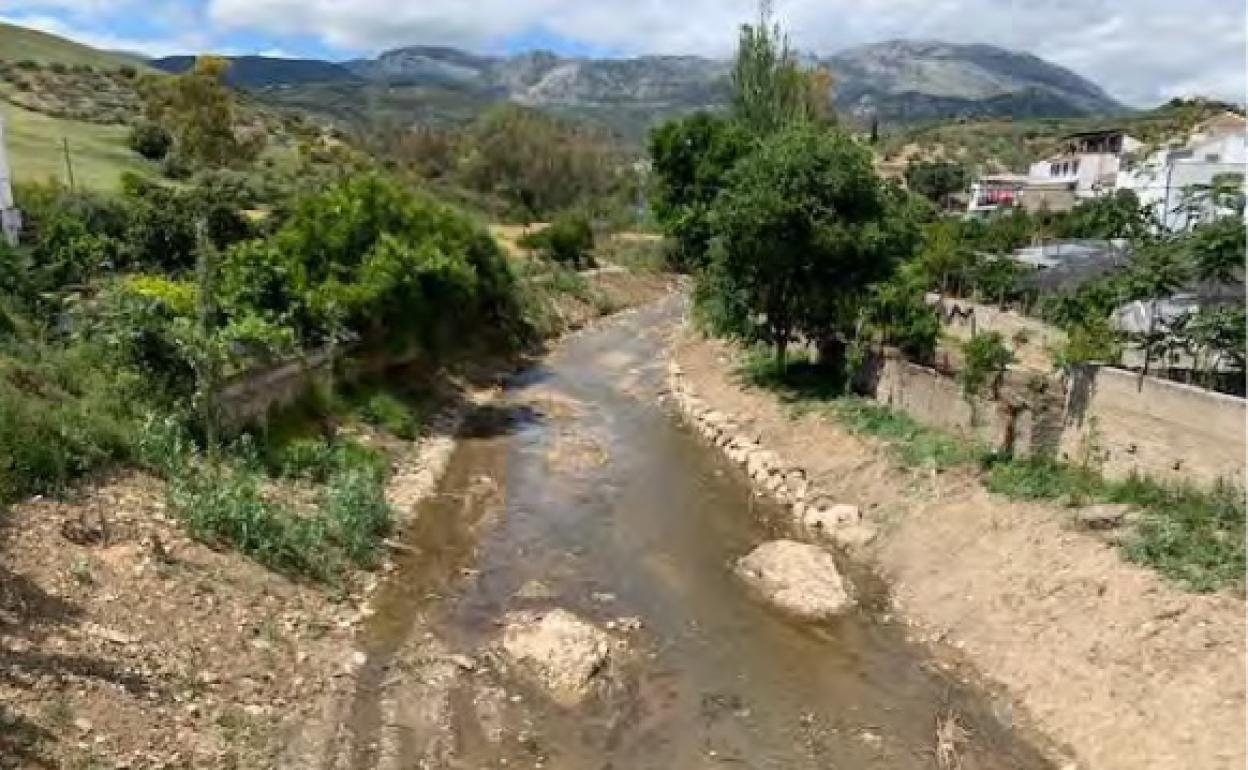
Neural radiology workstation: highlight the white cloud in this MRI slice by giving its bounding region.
[0,11,206,56]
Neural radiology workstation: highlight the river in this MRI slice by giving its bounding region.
[340,296,1054,770]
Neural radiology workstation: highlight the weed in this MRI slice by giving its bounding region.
[359,391,420,440]
[42,691,74,731]
[736,340,1245,591]
[322,462,392,567]
[984,456,1245,592]
[829,398,981,471]
[68,557,94,586]
[1119,479,1245,592]
[167,463,337,581]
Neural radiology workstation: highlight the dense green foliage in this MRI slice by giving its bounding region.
[389,104,630,222]
[701,124,917,365]
[140,56,263,170]
[647,113,752,270]
[517,212,596,269]
[959,331,1015,397]
[903,159,968,206]
[127,121,172,161]
[730,10,831,136]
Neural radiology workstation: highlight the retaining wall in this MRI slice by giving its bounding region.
[1060,364,1246,486]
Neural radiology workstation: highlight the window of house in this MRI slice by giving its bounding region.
[1206,153,1221,162]
[1072,160,1081,175]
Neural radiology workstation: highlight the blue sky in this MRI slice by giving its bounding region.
[0,0,1243,106]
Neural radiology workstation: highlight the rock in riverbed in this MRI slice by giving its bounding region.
[735,540,855,620]
[501,609,612,706]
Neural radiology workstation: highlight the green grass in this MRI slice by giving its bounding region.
[738,347,1245,592]
[0,21,147,70]
[985,457,1245,592]
[5,102,156,191]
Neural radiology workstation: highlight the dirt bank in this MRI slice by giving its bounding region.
[0,272,675,770]
[670,325,1245,770]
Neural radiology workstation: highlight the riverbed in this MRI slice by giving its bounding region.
[340,296,1054,770]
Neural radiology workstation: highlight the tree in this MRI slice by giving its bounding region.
[647,113,752,270]
[702,124,916,368]
[1185,215,1245,285]
[730,3,829,135]
[1056,189,1155,240]
[903,159,968,208]
[1121,242,1192,382]
[960,332,1015,399]
[861,263,941,362]
[128,121,173,161]
[455,104,620,221]
[141,56,263,169]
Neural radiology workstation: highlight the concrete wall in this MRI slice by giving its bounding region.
[1060,365,1246,486]
[863,352,1056,458]
[215,350,334,431]
[0,112,18,246]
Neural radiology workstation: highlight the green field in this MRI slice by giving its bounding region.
[0,21,146,70]
[5,102,155,190]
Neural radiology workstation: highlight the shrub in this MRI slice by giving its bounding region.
[322,461,391,567]
[543,212,595,269]
[161,152,193,180]
[358,391,420,439]
[0,348,136,503]
[168,463,337,580]
[128,121,173,161]
[959,332,1015,398]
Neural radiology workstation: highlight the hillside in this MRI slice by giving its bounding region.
[0,21,145,70]
[3,101,156,190]
[152,54,362,88]
[150,40,1123,142]
[827,40,1122,122]
[879,97,1242,174]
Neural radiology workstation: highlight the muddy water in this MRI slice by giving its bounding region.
[347,297,1055,770]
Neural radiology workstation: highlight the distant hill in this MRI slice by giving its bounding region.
[826,40,1122,122]
[150,55,362,88]
[1,19,1129,143]
[878,98,1242,175]
[0,21,146,70]
[145,39,1125,142]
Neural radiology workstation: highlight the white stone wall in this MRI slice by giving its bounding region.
[0,111,17,245]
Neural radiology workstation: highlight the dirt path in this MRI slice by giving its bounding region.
[671,326,1245,770]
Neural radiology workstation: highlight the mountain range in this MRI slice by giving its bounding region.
[155,39,1125,141]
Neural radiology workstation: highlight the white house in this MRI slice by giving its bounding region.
[1116,113,1247,231]
[1022,129,1142,212]
[0,111,19,246]
[966,173,1028,216]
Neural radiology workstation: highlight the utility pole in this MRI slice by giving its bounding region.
[62,137,76,192]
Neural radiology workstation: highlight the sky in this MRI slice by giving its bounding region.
[0,0,1244,107]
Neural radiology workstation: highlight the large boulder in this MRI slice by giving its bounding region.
[734,540,855,620]
[501,609,612,706]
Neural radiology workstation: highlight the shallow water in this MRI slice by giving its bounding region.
[348,297,1054,770]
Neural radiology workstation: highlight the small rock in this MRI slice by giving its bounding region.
[735,541,855,620]
[446,654,477,672]
[1075,504,1135,531]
